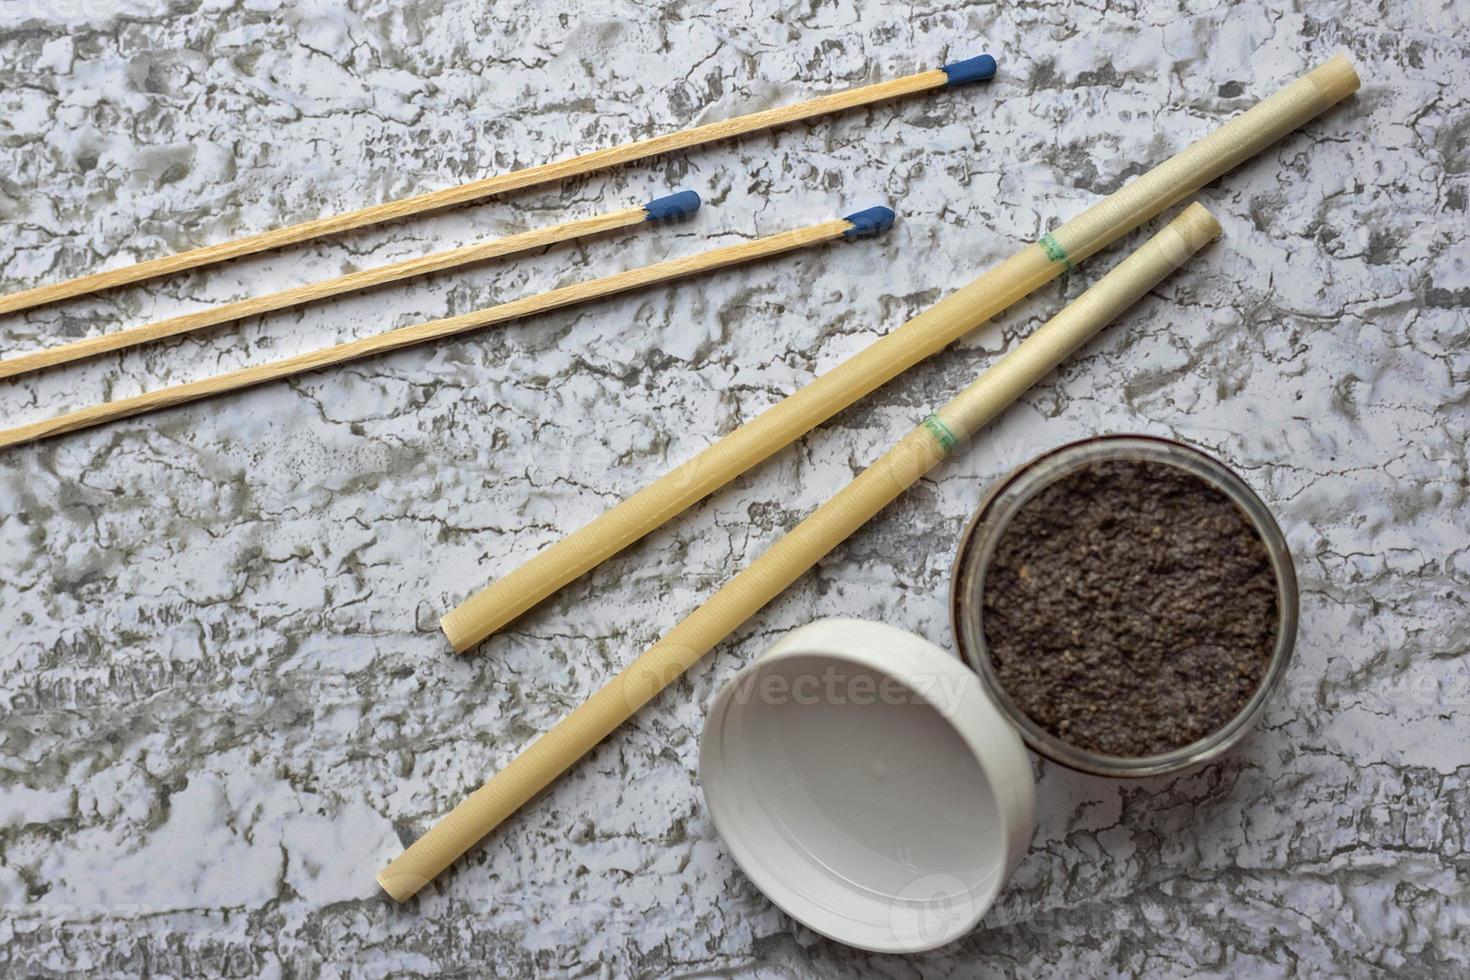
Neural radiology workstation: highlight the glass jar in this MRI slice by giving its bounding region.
[949,434,1299,777]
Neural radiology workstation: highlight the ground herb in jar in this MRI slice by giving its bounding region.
[981,458,1279,757]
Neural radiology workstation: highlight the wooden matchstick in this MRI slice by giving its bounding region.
[0,207,895,450]
[0,55,996,316]
[438,54,1360,653]
[375,202,1222,902]
[0,193,700,381]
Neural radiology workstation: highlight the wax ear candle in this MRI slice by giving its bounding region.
[375,203,1220,902]
[440,54,1360,653]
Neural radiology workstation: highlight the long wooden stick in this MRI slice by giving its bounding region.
[377,203,1222,902]
[438,54,1360,653]
[0,209,893,450]
[0,56,995,317]
[0,193,699,381]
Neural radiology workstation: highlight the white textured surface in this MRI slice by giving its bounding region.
[1,1,1467,976]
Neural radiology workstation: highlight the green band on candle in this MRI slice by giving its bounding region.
[922,414,958,455]
[1038,232,1072,272]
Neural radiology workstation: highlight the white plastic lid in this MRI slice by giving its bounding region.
[700,618,1035,953]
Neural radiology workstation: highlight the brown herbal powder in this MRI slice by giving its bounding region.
[981,458,1279,757]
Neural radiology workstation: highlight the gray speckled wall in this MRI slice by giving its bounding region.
[0,0,1466,976]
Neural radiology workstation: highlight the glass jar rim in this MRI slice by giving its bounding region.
[949,434,1300,778]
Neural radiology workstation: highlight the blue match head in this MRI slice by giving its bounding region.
[842,206,896,240]
[941,53,997,87]
[644,190,702,222]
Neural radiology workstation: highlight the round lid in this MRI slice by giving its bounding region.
[700,618,1035,953]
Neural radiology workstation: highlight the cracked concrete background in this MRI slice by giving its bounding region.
[0,0,1466,976]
